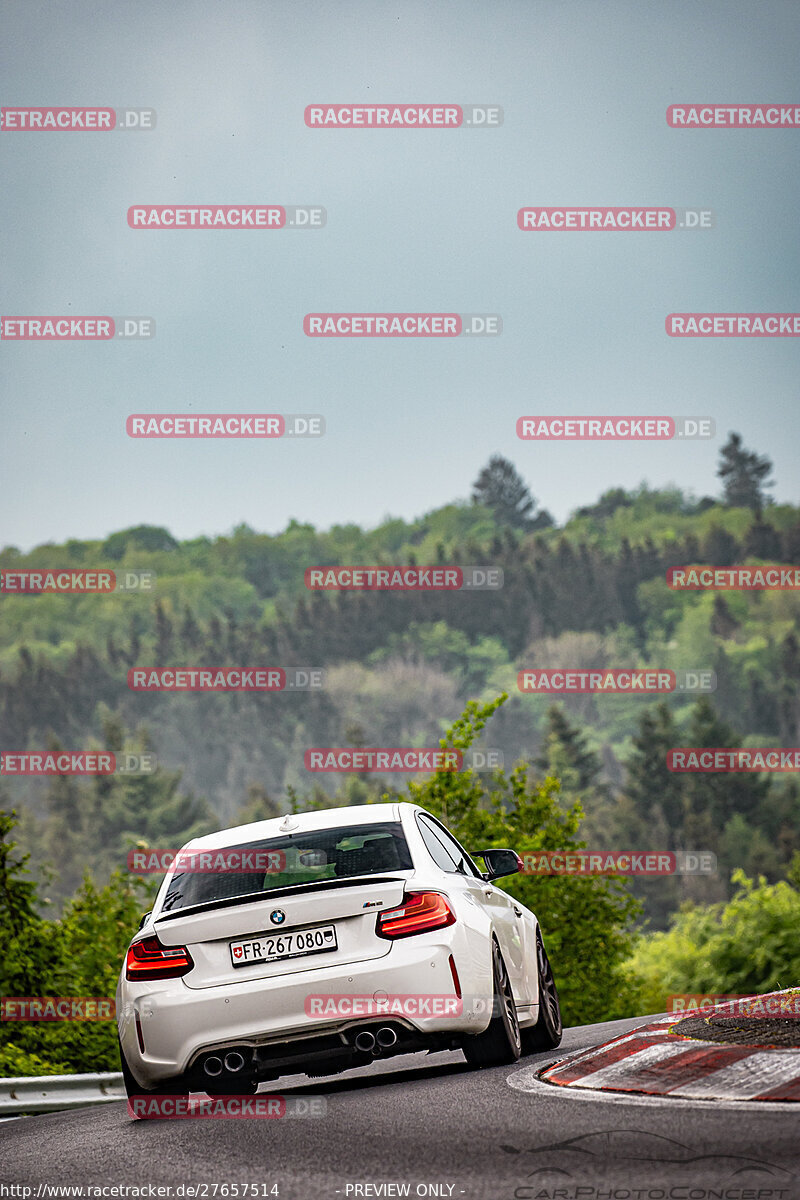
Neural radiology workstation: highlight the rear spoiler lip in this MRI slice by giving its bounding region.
[154,873,415,923]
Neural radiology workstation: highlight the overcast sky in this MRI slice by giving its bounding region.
[2,0,798,550]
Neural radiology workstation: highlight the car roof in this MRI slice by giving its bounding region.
[179,802,425,851]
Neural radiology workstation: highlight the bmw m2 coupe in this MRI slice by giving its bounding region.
[117,802,562,1103]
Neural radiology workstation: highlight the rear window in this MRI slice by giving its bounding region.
[160,821,413,914]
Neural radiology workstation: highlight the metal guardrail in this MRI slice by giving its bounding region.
[0,1072,125,1116]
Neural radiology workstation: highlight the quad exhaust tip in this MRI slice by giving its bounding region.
[353,1027,398,1053]
[224,1051,246,1073]
[204,1056,223,1077]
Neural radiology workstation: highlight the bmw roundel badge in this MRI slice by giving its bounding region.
[270,909,286,925]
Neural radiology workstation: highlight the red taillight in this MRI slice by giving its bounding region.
[376,891,456,939]
[125,935,194,981]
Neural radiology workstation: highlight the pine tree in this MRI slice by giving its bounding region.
[682,697,768,831]
[471,455,552,531]
[0,810,40,938]
[618,704,686,927]
[717,432,774,513]
[703,525,739,567]
[777,633,800,743]
[624,703,685,840]
[710,594,740,639]
[535,705,605,792]
[744,519,782,560]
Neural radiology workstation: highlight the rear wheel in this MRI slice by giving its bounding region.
[462,940,521,1069]
[522,929,562,1052]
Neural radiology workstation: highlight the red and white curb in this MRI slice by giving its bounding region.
[536,998,800,1102]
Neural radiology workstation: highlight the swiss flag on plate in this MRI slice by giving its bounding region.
[233,947,243,958]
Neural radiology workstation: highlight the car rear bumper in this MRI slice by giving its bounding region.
[118,936,491,1086]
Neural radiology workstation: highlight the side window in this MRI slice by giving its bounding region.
[416,815,462,873]
[416,814,482,878]
[429,819,483,879]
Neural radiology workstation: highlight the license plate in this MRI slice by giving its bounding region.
[230,924,337,968]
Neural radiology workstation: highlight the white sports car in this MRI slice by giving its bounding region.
[116,802,562,1104]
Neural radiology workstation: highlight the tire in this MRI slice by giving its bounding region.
[462,939,521,1068]
[522,929,563,1052]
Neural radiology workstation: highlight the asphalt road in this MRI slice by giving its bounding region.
[2,1015,799,1199]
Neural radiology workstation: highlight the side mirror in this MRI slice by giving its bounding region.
[475,849,523,881]
[138,911,152,930]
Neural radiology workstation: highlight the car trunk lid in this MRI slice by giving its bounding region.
[154,875,411,989]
